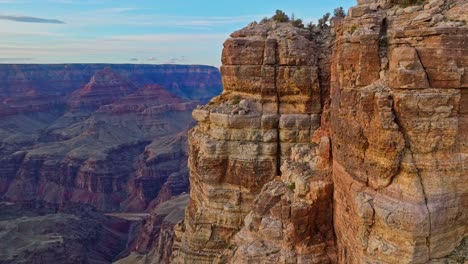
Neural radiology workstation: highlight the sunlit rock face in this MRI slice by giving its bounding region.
[171,19,336,263]
[171,0,467,263]
[331,0,467,263]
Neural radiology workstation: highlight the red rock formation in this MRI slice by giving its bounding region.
[67,67,137,110]
[0,65,221,212]
[331,0,467,263]
[116,194,189,264]
[171,19,335,263]
[171,1,467,263]
[0,64,221,118]
[0,64,222,100]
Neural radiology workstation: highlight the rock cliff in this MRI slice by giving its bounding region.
[115,194,189,264]
[172,17,335,263]
[171,0,467,263]
[331,0,467,263]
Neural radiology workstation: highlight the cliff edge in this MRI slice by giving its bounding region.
[171,0,467,263]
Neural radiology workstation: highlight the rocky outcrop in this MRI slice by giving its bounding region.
[0,65,221,212]
[67,67,137,111]
[171,1,467,263]
[171,19,335,263]
[331,0,467,263]
[115,194,189,264]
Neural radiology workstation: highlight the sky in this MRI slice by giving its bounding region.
[0,0,355,66]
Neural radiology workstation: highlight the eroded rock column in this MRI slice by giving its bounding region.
[171,20,334,263]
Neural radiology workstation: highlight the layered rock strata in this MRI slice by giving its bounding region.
[0,65,221,211]
[171,19,335,263]
[0,202,132,264]
[116,194,190,264]
[331,0,467,263]
[171,1,467,263]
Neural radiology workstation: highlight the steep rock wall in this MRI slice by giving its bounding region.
[331,0,467,263]
[171,20,335,263]
[171,0,467,263]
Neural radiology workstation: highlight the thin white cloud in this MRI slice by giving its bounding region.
[0,57,34,61]
[0,30,63,37]
[0,15,65,24]
[64,13,267,28]
[93,7,141,13]
[108,33,226,43]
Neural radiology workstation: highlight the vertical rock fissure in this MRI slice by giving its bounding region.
[378,17,389,71]
[414,48,432,87]
[275,59,282,176]
[392,105,432,260]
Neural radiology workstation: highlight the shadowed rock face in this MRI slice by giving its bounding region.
[115,194,190,264]
[0,64,222,212]
[171,1,467,263]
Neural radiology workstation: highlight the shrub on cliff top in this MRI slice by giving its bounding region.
[318,12,331,28]
[292,18,305,28]
[333,7,346,18]
[272,10,290,22]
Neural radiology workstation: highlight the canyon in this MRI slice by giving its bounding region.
[0,64,221,211]
[0,64,221,263]
[171,0,467,263]
[1,0,467,263]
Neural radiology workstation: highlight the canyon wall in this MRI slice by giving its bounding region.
[331,0,467,262]
[0,64,222,212]
[172,17,336,264]
[171,0,467,263]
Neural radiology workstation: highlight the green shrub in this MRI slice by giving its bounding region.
[333,7,346,18]
[306,22,316,31]
[348,24,358,34]
[231,95,240,104]
[292,18,304,28]
[272,10,290,22]
[318,12,331,28]
[288,182,296,191]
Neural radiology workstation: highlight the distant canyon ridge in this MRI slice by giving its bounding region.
[0,64,222,211]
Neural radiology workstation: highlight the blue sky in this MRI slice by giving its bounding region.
[0,0,355,66]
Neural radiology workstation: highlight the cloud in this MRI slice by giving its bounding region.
[147,57,157,61]
[164,56,187,64]
[0,15,65,24]
[108,33,227,43]
[91,7,141,14]
[0,57,34,61]
[64,12,266,29]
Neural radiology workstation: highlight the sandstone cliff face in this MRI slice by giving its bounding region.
[171,20,336,263]
[331,0,467,263]
[171,1,467,263]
